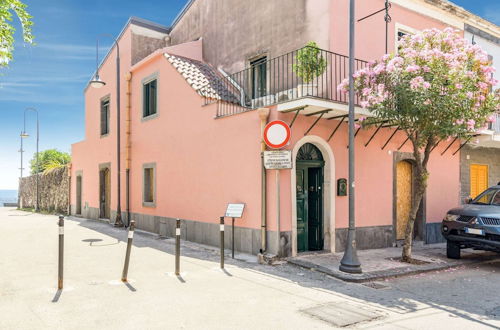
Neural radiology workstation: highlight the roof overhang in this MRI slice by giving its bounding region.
[471,130,500,148]
[276,97,372,119]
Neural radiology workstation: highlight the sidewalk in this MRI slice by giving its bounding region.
[287,244,499,283]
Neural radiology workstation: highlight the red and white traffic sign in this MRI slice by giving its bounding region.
[263,120,291,149]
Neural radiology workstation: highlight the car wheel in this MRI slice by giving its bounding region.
[447,241,461,259]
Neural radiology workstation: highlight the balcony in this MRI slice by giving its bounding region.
[201,46,369,118]
[473,113,500,148]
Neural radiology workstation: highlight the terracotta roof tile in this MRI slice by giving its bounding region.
[164,53,239,103]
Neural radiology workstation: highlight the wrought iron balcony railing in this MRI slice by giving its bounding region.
[201,46,368,118]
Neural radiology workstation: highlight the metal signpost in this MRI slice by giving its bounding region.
[224,203,245,259]
[263,120,292,257]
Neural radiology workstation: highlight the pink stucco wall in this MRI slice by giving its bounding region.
[71,5,464,253]
[127,54,262,229]
[260,109,460,234]
[330,0,455,62]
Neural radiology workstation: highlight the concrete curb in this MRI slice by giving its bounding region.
[287,254,500,283]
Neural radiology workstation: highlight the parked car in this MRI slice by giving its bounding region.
[442,185,500,259]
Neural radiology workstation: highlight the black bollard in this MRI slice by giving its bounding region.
[58,215,64,290]
[121,220,135,282]
[220,216,224,269]
[175,218,180,275]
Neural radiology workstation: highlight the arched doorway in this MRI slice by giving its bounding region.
[296,143,325,252]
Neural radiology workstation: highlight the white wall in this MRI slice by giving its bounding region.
[465,30,500,90]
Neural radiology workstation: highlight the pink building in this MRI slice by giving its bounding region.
[71,1,500,257]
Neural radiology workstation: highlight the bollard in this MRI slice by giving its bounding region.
[175,218,180,276]
[121,220,135,282]
[220,216,224,269]
[58,215,64,290]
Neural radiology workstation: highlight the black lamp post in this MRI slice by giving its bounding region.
[90,35,124,227]
[339,0,362,274]
[21,107,40,212]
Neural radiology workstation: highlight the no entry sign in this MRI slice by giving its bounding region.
[263,120,291,149]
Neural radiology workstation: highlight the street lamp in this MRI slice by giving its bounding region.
[90,35,124,227]
[22,107,40,213]
[339,0,362,274]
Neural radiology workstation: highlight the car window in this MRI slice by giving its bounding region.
[472,189,497,205]
[492,191,500,206]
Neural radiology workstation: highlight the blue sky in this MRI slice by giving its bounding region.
[0,0,187,189]
[0,0,498,189]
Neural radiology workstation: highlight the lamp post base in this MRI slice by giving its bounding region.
[114,213,124,227]
[339,229,362,274]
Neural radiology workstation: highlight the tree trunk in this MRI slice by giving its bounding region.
[402,135,433,262]
[401,172,427,262]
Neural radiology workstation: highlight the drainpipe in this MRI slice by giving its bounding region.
[125,72,132,226]
[258,107,270,254]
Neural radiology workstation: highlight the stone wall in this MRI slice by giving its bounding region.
[19,166,69,214]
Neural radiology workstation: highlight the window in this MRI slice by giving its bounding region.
[143,79,157,118]
[100,97,110,136]
[143,163,156,206]
[250,56,267,99]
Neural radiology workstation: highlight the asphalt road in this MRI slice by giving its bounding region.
[0,208,499,329]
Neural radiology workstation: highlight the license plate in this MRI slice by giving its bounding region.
[465,227,484,235]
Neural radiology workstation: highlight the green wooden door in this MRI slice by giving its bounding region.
[296,143,324,252]
[308,167,323,250]
[296,166,308,252]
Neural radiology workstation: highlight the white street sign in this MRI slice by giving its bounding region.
[264,150,292,169]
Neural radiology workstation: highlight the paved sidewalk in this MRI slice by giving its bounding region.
[2,208,500,329]
[288,243,499,282]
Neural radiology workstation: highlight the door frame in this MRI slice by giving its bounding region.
[99,162,111,219]
[392,152,426,243]
[75,170,83,215]
[291,135,335,256]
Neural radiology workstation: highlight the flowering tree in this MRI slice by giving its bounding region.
[0,0,33,67]
[338,28,499,262]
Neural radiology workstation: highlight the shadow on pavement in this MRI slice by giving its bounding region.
[68,216,500,328]
[51,289,62,303]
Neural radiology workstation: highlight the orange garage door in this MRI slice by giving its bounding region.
[470,164,488,198]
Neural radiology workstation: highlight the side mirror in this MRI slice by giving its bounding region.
[464,197,472,204]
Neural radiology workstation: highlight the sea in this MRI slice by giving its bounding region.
[0,190,18,206]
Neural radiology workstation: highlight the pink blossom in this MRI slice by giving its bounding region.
[354,123,361,129]
[359,117,367,122]
[487,114,496,123]
[424,99,431,105]
[360,101,369,108]
[455,83,463,89]
[455,119,464,125]
[466,92,474,99]
[406,65,420,73]
[467,119,476,130]
[410,76,424,90]
[477,82,488,90]
[422,81,431,89]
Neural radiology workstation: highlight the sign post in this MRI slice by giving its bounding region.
[224,203,245,259]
